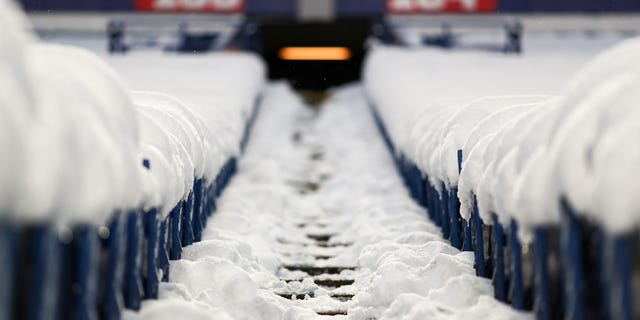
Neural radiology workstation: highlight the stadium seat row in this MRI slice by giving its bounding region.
[368,38,640,320]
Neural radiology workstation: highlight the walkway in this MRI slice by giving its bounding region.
[127,83,529,320]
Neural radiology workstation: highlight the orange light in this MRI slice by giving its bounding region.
[279,47,352,61]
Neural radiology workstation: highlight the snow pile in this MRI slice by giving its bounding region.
[381,294,526,320]
[457,102,548,221]
[363,41,612,159]
[22,43,143,226]
[0,0,265,225]
[365,37,640,236]
[127,83,529,320]
[528,38,640,233]
[102,49,266,156]
[409,95,550,190]
[0,0,33,217]
[472,38,640,234]
[101,49,265,217]
[127,53,265,216]
[135,94,198,214]
[0,2,141,226]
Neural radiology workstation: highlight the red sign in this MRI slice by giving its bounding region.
[135,0,244,12]
[387,0,497,13]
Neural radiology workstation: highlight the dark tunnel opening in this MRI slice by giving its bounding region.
[250,18,374,90]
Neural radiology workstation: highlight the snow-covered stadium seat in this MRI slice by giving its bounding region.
[365,37,640,320]
[0,1,33,318]
[0,1,265,318]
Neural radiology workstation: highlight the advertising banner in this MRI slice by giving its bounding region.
[134,0,244,12]
[387,0,498,13]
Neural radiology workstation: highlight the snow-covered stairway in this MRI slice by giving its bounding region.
[127,83,529,320]
[275,219,358,316]
[260,85,359,316]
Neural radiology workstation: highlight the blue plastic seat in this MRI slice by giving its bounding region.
[448,188,461,249]
[144,209,159,299]
[157,216,170,282]
[559,198,586,320]
[192,179,204,242]
[472,199,487,277]
[99,213,125,320]
[603,231,636,320]
[123,211,143,310]
[170,205,182,260]
[427,181,441,226]
[66,225,100,320]
[491,214,507,302]
[533,226,564,320]
[206,184,217,216]
[181,192,194,247]
[0,222,17,319]
[462,219,473,252]
[441,182,450,240]
[71,226,100,320]
[18,225,63,320]
[508,219,526,310]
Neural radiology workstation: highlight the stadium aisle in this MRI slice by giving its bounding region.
[126,83,530,320]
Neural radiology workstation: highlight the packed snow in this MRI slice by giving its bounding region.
[364,34,640,236]
[126,83,530,320]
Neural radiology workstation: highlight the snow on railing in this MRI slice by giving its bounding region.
[365,38,640,320]
[0,2,265,319]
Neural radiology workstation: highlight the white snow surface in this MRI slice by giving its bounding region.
[105,49,265,216]
[365,35,640,235]
[457,102,547,222]
[0,0,33,216]
[124,51,265,217]
[0,2,144,225]
[539,38,640,233]
[20,43,142,225]
[126,83,530,320]
[0,2,265,223]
